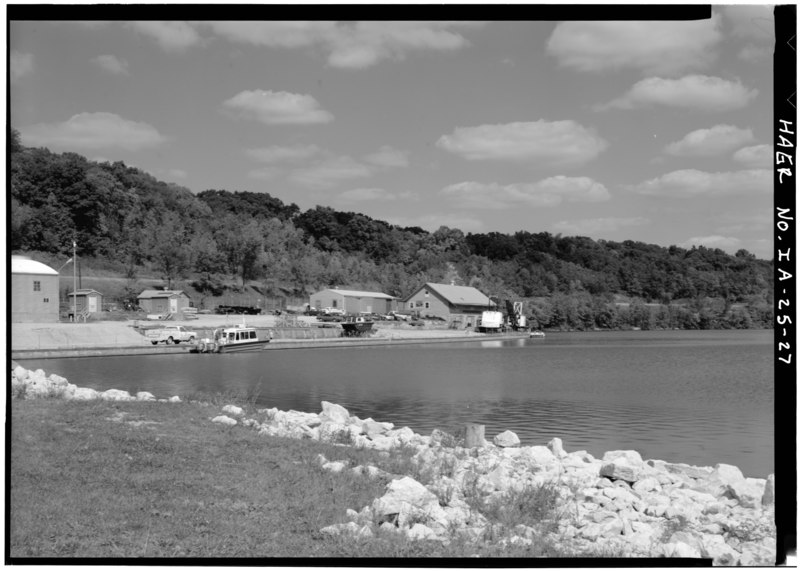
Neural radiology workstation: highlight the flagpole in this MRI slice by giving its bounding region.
[73,239,77,323]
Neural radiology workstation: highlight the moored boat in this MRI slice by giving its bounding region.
[529,330,546,338]
[193,324,272,353]
[341,315,374,337]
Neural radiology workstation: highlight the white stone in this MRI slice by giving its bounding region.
[547,437,567,458]
[211,415,237,426]
[726,478,765,508]
[67,387,99,400]
[136,391,156,401]
[406,523,438,541]
[493,430,521,448]
[320,401,350,424]
[602,450,643,465]
[322,461,347,473]
[100,389,133,401]
[599,457,641,483]
[13,366,29,381]
[168,395,181,403]
[222,404,243,416]
[372,476,439,523]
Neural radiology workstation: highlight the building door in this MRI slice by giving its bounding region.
[170,297,178,313]
[88,296,97,313]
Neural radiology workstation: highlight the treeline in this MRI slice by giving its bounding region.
[10,133,774,328]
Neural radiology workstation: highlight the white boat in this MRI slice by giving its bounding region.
[529,331,546,338]
[193,324,272,353]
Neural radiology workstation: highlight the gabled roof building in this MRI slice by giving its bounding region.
[403,282,494,327]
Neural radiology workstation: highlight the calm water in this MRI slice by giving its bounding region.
[18,330,775,478]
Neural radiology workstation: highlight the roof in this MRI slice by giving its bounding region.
[416,283,494,306]
[317,288,395,300]
[68,289,103,296]
[137,289,189,299]
[11,255,58,276]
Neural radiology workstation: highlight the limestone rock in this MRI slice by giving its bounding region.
[372,476,440,526]
[67,387,99,400]
[406,523,438,541]
[726,477,765,508]
[168,396,181,403]
[493,430,521,448]
[599,457,641,483]
[136,391,156,401]
[100,389,133,401]
[320,401,350,424]
[547,437,567,458]
[211,415,237,426]
[222,404,243,416]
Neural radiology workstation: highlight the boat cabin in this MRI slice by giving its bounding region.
[214,325,259,345]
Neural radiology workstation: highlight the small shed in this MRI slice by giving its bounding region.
[309,288,396,315]
[137,289,192,316]
[11,255,60,322]
[403,282,494,327]
[67,289,104,315]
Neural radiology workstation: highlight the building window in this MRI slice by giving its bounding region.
[332,300,338,308]
[33,281,41,292]
[43,298,50,303]
[424,302,430,309]
[424,290,429,297]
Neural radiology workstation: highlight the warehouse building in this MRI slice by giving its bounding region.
[309,288,396,315]
[403,282,495,327]
[137,289,192,317]
[11,255,60,322]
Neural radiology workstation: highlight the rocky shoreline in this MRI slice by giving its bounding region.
[10,364,777,564]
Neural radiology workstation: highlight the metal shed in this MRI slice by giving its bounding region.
[309,288,396,315]
[137,289,192,316]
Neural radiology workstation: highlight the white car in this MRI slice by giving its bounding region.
[322,307,346,315]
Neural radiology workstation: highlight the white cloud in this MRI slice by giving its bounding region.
[442,176,610,210]
[245,144,322,163]
[363,145,409,168]
[201,21,480,69]
[664,125,755,157]
[629,169,771,197]
[289,156,372,189]
[128,21,201,51]
[167,168,188,180]
[19,112,167,151]
[596,75,758,112]
[10,51,34,83]
[436,120,607,167]
[247,166,283,181]
[338,187,412,202]
[680,235,742,252]
[201,21,338,48]
[92,54,129,75]
[552,217,650,236]
[733,144,773,169]
[547,17,722,76]
[222,90,334,125]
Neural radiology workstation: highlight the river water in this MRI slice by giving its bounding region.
[18,330,775,478]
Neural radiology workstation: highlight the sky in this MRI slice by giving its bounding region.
[10,6,778,260]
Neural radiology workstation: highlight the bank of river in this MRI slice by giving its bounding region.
[16,329,774,478]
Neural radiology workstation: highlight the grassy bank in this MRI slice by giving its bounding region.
[10,397,569,559]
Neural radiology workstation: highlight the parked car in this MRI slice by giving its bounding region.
[145,325,197,345]
[322,307,346,316]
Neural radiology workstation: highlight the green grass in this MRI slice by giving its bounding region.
[10,399,569,558]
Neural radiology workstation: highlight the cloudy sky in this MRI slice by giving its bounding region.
[10,7,776,259]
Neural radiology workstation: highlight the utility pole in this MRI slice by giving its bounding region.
[73,239,77,323]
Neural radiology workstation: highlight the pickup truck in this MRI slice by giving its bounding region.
[145,325,197,345]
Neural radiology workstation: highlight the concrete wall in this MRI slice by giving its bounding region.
[12,274,59,323]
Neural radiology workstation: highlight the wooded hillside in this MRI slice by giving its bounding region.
[10,132,774,329]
